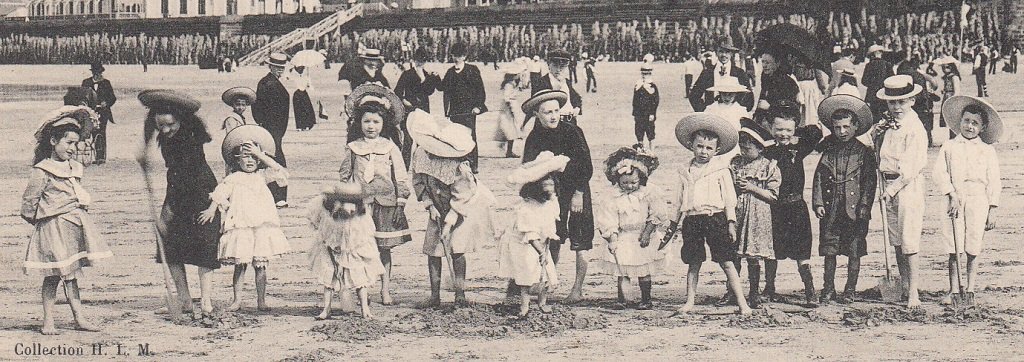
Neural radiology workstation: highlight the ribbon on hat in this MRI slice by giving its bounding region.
[358,95,392,110]
[614,159,649,177]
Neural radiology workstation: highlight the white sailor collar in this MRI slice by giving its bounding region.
[348,137,395,156]
[34,158,84,179]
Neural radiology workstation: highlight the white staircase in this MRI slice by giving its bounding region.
[237,4,365,66]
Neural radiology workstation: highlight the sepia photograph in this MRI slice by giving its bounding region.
[0,0,1021,359]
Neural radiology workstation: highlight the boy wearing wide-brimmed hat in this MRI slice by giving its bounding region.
[221,87,257,132]
[663,113,751,315]
[632,64,660,150]
[934,95,1003,305]
[813,95,878,304]
[82,62,116,165]
[873,74,929,308]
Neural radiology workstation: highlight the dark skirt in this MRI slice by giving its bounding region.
[158,167,221,269]
[771,199,813,260]
[293,89,316,130]
[372,204,412,249]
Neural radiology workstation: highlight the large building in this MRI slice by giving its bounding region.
[25,0,321,18]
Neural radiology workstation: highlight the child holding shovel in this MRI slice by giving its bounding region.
[934,95,1002,305]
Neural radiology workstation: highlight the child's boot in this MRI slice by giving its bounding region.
[638,279,653,310]
[763,260,778,302]
[747,261,762,308]
[838,264,860,304]
[799,264,817,307]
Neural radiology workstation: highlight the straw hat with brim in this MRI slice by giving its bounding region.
[933,56,958,65]
[138,89,201,114]
[719,43,739,52]
[867,45,888,54]
[839,67,857,77]
[267,52,289,67]
[222,87,256,106]
[222,125,276,162]
[346,83,406,124]
[360,48,384,61]
[34,105,99,141]
[708,77,750,93]
[739,118,775,148]
[640,64,654,74]
[942,95,1004,144]
[407,109,475,158]
[507,151,570,186]
[876,75,922,101]
[521,89,568,115]
[818,94,874,137]
[675,113,738,155]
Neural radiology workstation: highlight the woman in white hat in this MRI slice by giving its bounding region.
[873,74,929,308]
[407,110,496,307]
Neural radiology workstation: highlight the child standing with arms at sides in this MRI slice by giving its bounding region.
[662,113,751,315]
[22,106,112,334]
[632,65,660,150]
[308,183,385,319]
[340,92,412,306]
[498,152,567,318]
[595,146,666,310]
[763,105,822,307]
[934,96,1002,305]
[813,96,877,304]
[731,120,781,308]
[197,125,290,312]
[221,87,257,132]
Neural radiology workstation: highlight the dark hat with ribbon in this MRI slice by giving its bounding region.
[739,118,775,148]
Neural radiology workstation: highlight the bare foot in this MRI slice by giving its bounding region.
[907,298,922,309]
[226,301,242,312]
[381,291,394,306]
[314,310,331,320]
[75,320,101,332]
[454,295,469,307]
[539,304,552,313]
[563,291,584,304]
[257,305,271,312]
[738,306,753,316]
[418,298,441,309]
[673,302,695,316]
[361,309,374,320]
[41,323,60,335]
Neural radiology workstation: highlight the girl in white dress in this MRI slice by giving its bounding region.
[498,151,568,319]
[198,126,289,312]
[593,146,666,310]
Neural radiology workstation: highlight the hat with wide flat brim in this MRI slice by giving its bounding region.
[34,105,100,141]
[267,52,289,67]
[221,124,276,162]
[675,112,738,155]
[707,77,750,93]
[138,89,201,114]
[867,45,888,54]
[933,56,958,65]
[507,151,570,186]
[739,118,775,148]
[346,83,406,125]
[942,95,1003,144]
[875,75,922,101]
[521,89,568,115]
[818,94,873,137]
[222,86,256,106]
[359,48,384,61]
[407,109,475,158]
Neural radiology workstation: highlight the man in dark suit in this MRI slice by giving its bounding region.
[81,62,116,164]
[437,42,487,173]
[395,47,441,164]
[862,45,895,118]
[530,49,582,124]
[252,52,291,207]
[688,44,753,112]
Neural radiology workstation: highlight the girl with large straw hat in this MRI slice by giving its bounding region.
[407,110,496,307]
[521,89,595,304]
[872,74,928,308]
[137,89,221,315]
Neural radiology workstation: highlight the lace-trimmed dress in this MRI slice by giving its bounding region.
[340,138,413,249]
[497,199,560,287]
[210,169,290,266]
[731,156,781,259]
[593,186,667,278]
[307,197,385,291]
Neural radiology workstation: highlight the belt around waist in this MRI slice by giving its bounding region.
[777,194,805,204]
[881,173,900,180]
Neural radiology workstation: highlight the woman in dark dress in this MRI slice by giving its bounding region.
[138,90,220,314]
[520,89,594,303]
[292,65,318,131]
[754,50,800,128]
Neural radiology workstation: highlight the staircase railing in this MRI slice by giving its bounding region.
[237,4,364,66]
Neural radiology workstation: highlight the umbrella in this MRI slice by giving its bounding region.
[755,23,829,72]
[292,49,327,68]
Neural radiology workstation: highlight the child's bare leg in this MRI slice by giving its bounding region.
[41,276,61,335]
[358,287,372,319]
[538,284,551,313]
[228,264,247,311]
[379,248,394,305]
[616,276,626,304]
[427,256,442,307]
[518,286,530,317]
[966,254,979,293]
[198,266,215,313]
[167,263,193,313]
[721,261,752,315]
[316,288,333,320]
[548,241,562,265]
[453,253,468,306]
[254,265,269,311]
[678,264,701,313]
[895,248,909,291]
[63,279,99,331]
[565,250,588,303]
[898,248,921,308]
[943,254,958,304]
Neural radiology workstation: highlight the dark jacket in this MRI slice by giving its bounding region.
[394,68,440,113]
[632,83,660,118]
[253,73,290,137]
[523,120,594,244]
[81,77,116,123]
[764,125,823,201]
[689,63,753,112]
[530,72,582,114]
[862,58,894,105]
[437,64,486,116]
[813,135,877,221]
[339,62,390,88]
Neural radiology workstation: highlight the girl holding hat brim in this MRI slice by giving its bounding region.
[23,106,112,334]
[196,125,289,312]
[221,87,257,132]
[872,74,928,308]
[138,89,221,314]
[408,110,497,307]
[593,146,667,310]
[340,92,413,306]
[498,151,566,318]
[933,95,1002,305]
[521,89,595,303]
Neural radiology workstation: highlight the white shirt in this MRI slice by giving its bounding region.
[683,59,704,76]
[933,135,1001,206]
[878,112,929,198]
[674,159,737,221]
